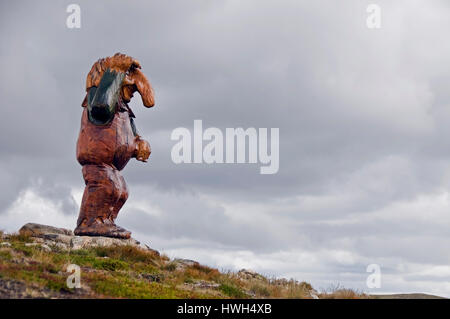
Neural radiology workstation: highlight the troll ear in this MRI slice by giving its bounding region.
[81,94,88,107]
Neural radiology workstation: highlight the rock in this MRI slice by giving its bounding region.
[140,273,163,282]
[0,242,12,247]
[19,223,73,237]
[70,236,140,250]
[237,269,266,281]
[42,233,73,245]
[16,223,159,254]
[192,280,220,289]
[140,243,160,256]
[309,288,320,299]
[174,258,199,269]
[0,277,92,298]
[0,278,41,298]
[51,242,70,251]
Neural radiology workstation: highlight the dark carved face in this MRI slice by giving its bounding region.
[83,53,155,125]
[87,69,125,125]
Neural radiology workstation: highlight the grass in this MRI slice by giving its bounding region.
[7,233,33,243]
[0,250,12,261]
[86,272,210,299]
[319,283,370,299]
[163,262,177,272]
[219,283,248,298]
[249,283,271,297]
[0,232,368,299]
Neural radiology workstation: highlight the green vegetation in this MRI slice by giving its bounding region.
[0,232,368,299]
[219,283,248,298]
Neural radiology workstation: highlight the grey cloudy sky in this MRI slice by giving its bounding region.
[1,0,450,296]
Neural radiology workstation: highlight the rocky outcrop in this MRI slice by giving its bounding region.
[19,223,74,237]
[237,269,266,281]
[16,223,157,254]
[173,258,200,270]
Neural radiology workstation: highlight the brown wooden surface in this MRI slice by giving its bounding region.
[75,53,154,239]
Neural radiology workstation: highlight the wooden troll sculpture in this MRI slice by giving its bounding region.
[75,53,155,239]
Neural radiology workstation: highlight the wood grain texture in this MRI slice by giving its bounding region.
[75,53,154,239]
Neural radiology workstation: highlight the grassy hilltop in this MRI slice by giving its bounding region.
[0,230,371,299]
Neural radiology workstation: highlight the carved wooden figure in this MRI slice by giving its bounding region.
[75,53,155,239]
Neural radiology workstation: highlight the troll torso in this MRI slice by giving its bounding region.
[76,107,136,171]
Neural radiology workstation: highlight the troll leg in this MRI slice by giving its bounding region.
[108,170,129,223]
[74,164,131,239]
